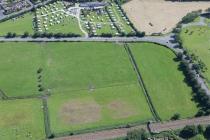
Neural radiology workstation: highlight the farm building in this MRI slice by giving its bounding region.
[79,2,107,9]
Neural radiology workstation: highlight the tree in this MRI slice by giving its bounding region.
[177,52,183,61]
[171,113,180,120]
[179,125,198,138]
[204,125,210,138]
[22,32,29,38]
[127,129,148,140]
[197,125,205,134]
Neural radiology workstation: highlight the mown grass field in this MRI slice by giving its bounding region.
[45,17,83,35]
[48,84,153,133]
[0,99,45,140]
[0,42,42,97]
[130,43,198,120]
[42,42,137,93]
[180,26,210,86]
[0,13,34,36]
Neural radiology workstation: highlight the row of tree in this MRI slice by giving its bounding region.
[5,32,81,38]
[180,125,210,139]
[172,9,210,117]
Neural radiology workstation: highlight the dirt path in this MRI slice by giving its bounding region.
[53,116,210,140]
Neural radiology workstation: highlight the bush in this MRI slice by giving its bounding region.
[6,32,16,38]
[101,33,113,37]
[37,68,43,74]
[171,113,180,120]
[179,125,198,138]
[22,32,29,38]
[127,129,148,140]
[181,10,201,24]
[204,125,210,138]
[197,125,205,134]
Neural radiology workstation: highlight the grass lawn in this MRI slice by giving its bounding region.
[48,83,153,133]
[0,42,42,97]
[0,99,45,140]
[42,42,137,93]
[46,16,83,35]
[129,43,198,120]
[180,26,210,86]
[0,13,34,36]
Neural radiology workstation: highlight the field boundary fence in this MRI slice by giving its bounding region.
[42,98,52,138]
[124,43,161,121]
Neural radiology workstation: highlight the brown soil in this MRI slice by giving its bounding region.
[59,99,101,125]
[107,100,137,119]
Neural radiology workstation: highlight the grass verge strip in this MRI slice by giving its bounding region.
[42,98,52,138]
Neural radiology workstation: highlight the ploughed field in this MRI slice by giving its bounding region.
[0,42,198,139]
[180,26,210,87]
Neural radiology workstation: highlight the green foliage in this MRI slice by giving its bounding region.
[127,129,148,140]
[204,125,210,138]
[179,125,198,139]
[181,10,201,24]
[171,113,181,120]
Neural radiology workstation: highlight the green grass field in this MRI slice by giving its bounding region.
[0,41,199,136]
[0,42,42,97]
[180,26,210,86]
[48,84,153,133]
[42,42,137,93]
[0,13,34,36]
[0,99,45,140]
[130,43,198,120]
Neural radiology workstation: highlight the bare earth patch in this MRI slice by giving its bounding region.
[107,100,137,119]
[59,99,101,125]
[122,0,210,35]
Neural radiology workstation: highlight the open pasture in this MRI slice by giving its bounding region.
[42,42,138,93]
[130,43,198,120]
[48,84,153,133]
[122,0,210,35]
[0,42,42,97]
[0,99,45,140]
[180,26,210,86]
[0,12,34,36]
